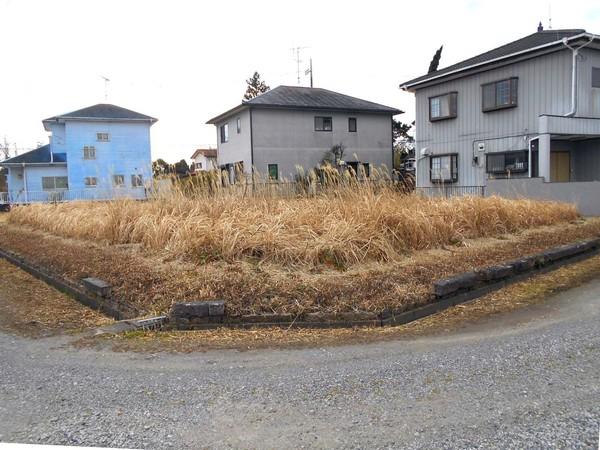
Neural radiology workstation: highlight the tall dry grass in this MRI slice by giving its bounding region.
[7,183,579,268]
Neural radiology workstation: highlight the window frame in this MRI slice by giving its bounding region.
[314,116,333,132]
[131,174,144,188]
[236,117,241,134]
[83,145,96,160]
[112,174,125,187]
[220,123,229,143]
[96,132,110,142]
[42,176,69,191]
[592,67,600,88]
[485,150,529,175]
[348,117,357,132]
[481,77,519,112]
[428,92,458,122]
[84,176,97,188]
[268,164,278,181]
[430,153,459,184]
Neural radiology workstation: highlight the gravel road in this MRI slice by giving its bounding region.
[1,279,599,449]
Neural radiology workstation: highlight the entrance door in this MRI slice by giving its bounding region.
[550,152,570,182]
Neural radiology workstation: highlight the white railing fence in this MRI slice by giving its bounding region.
[0,188,147,205]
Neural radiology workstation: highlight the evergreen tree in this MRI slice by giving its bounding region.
[243,72,270,100]
[392,119,415,169]
[152,158,171,177]
[428,45,443,73]
[174,159,190,175]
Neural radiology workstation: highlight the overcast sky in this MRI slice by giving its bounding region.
[1,0,599,162]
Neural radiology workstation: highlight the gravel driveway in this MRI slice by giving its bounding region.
[1,279,599,449]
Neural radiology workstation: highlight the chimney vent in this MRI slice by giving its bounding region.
[538,21,544,32]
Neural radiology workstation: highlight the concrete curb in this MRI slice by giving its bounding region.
[0,247,141,320]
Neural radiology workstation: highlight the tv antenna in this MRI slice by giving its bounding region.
[548,2,552,29]
[291,47,309,85]
[101,75,110,101]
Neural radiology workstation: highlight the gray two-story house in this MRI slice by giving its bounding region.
[401,25,600,214]
[207,85,400,181]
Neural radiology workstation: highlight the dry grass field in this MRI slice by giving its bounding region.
[2,185,598,317]
[7,185,579,268]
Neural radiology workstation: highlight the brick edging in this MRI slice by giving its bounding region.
[170,237,600,330]
[1,238,599,331]
[0,247,140,320]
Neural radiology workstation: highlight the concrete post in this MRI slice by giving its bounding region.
[538,134,551,182]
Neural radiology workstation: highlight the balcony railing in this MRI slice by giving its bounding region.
[0,188,148,205]
[417,185,485,198]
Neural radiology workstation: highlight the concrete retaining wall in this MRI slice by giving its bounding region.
[487,178,600,216]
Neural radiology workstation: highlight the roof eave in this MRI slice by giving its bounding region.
[215,103,401,116]
[400,32,598,92]
[250,104,402,115]
[206,104,249,125]
[42,116,158,126]
[0,162,67,167]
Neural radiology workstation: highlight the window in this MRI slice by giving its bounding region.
[482,78,518,112]
[195,162,203,170]
[96,132,110,142]
[347,161,370,177]
[236,117,241,134]
[429,92,458,121]
[41,176,68,191]
[131,174,144,187]
[314,116,333,131]
[112,174,125,187]
[268,164,278,180]
[486,151,528,175]
[220,124,229,143]
[84,177,97,188]
[83,146,96,159]
[348,117,357,132]
[593,68,600,88]
[430,154,458,183]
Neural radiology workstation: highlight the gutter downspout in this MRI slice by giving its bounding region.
[249,107,255,187]
[563,35,595,117]
[22,163,28,203]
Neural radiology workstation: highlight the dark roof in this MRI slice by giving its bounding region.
[401,29,588,90]
[43,103,157,123]
[244,86,401,114]
[207,86,401,123]
[0,145,67,165]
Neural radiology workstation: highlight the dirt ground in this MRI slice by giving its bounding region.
[1,218,600,317]
[1,247,600,349]
[0,259,112,337]
[81,253,600,351]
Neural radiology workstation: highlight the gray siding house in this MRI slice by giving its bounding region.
[207,86,400,181]
[400,26,600,214]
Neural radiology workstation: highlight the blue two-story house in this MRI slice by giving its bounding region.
[0,104,157,204]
